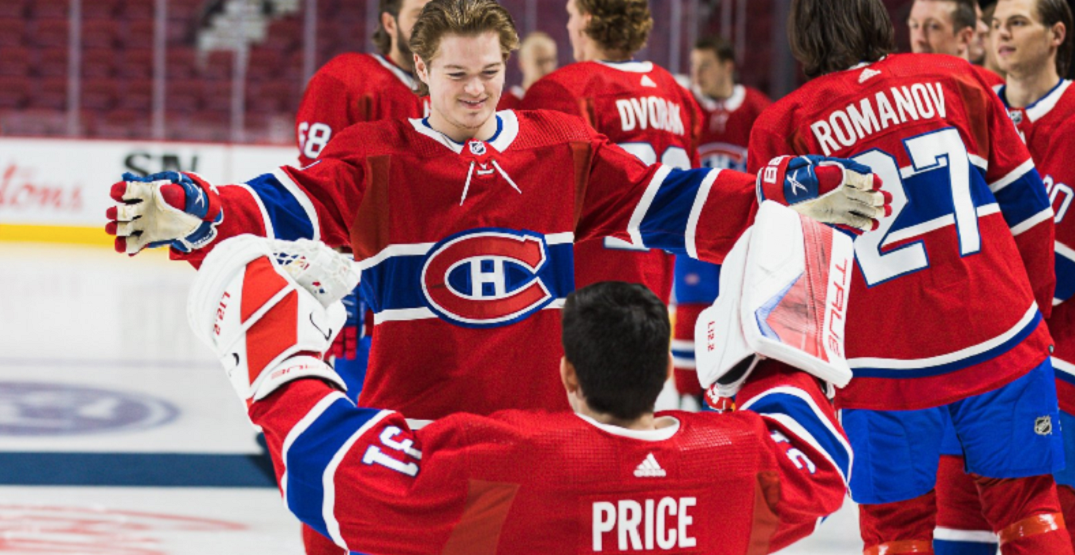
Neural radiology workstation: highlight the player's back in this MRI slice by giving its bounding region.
[748,53,1053,411]
[295,53,428,164]
[520,61,702,302]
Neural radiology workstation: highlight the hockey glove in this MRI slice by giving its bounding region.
[105,171,223,255]
[756,155,891,233]
[187,235,360,404]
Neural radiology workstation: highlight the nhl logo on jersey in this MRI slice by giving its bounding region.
[420,228,556,328]
[467,140,487,156]
[1035,415,1053,435]
[1008,109,1024,125]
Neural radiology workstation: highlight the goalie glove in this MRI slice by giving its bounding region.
[695,202,855,399]
[105,171,223,255]
[187,235,360,403]
[756,155,892,233]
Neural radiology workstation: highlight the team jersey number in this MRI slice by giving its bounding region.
[1045,175,1074,224]
[361,425,422,477]
[852,128,980,286]
[298,122,332,160]
[618,143,691,170]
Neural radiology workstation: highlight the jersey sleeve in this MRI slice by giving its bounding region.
[736,360,851,552]
[295,70,363,166]
[248,378,469,555]
[576,132,758,266]
[170,130,369,267]
[969,74,1056,317]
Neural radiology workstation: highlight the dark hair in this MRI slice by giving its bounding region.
[948,0,979,32]
[789,0,896,78]
[693,34,735,63]
[409,0,520,95]
[561,282,670,421]
[1035,0,1074,76]
[372,0,405,56]
[575,0,653,58]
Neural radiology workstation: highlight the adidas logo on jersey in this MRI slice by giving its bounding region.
[858,68,881,84]
[634,453,666,477]
[640,75,657,88]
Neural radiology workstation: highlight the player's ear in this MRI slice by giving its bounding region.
[560,357,580,394]
[414,55,429,84]
[666,353,674,382]
[382,11,398,37]
[1051,21,1067,49]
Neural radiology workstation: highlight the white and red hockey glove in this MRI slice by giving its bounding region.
[695,202,855,399]
[187,235,360,405]
[757,155,891,233]
[105,171,223,255]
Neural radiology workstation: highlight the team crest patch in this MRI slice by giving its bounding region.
[420,228,555,328]
[1009,110,1024,125]
[1035,415,1053,436]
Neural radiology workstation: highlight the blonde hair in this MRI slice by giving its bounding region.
[410,0,520,95]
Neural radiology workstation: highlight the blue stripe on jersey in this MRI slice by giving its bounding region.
[892,164,996,231]
[673,256,721,304]
[1056,366,1075,386]
[992,168,1050,230]
[244,173,316,241]
[852,311,1043,379]
[747,390,852,482]
[638,168,713,255]
[360,241,575,315]
[1056,250,1075,303]
[284,399,383,539]
[671,346,694,361]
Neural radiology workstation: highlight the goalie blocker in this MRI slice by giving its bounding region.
[695,201,855,400]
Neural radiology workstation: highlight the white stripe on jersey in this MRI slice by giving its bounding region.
[685,170,722,259]
[322,409,393,550]
[1056,240,1075,264]
[281,391,351,509]
[848,303,1039,370]
[883,204,1000,247]
[933,527,998,543]
[627,165,673,248]
[989,159,1036,193]
[1011,207,1054,236]
[233,182,275,239]
[1052,357,1075,378]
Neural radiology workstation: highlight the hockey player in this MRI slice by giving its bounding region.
[186,230,853,555]
[517,0,704,305]
[496,31,557,111]
[294,0,431,167]
[747,0,1067,553]
[908,0,1006,87]
[934,1,1075,552]
[107,0,885,422]
[671,35,771,406]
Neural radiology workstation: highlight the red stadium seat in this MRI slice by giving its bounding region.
[82,0,122,20]
[166,81,204,112]
[200,50,234,81]
[28,0,67,19]
[115,48,153,79]
[201,80,233,112]
[30,18,68,48]
[121,19,155,49]
[263,18,301,52]
[81,78,119,111]
[246,48,282,82]
[30,77,67,110]
[95,109,144,139]
[36,47,68,78]
[0,17,25,47]
[82,19,121,49]
[118,0,156,20]
[0,75,30,109]
[0,46,30,76]
[81,49,115,78]
[166,48,197,80]
[0,0,25,18]
[116,78,153,111]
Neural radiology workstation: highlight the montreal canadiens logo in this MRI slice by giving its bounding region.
[699,142,747,171]
[421,229,554,327]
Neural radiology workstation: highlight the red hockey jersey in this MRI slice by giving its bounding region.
[295,53,428,166]
[1001,80,1075,413]
[747,54,1055,411]
[179,110,759,420]
[496,85,524,111]
[673,84,772,396]
[519,61,704,303]
[251,362,850,555]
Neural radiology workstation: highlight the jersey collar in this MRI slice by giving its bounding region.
[408,111,520,154]
[372,53,418,90]
[694,84,746,112]
[575,413,682,441]
[595,59,654,73]
[997,79,1072,123]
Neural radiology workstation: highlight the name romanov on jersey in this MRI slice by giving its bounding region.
[615,97,686,137]
[810,82,947,156]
